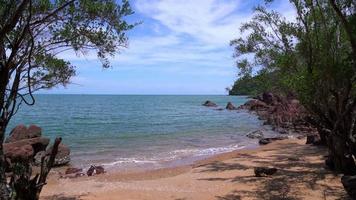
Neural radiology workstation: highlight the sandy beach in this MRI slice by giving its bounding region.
[40,138,347,200]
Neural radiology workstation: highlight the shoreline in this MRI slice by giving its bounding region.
[41,137,347,200]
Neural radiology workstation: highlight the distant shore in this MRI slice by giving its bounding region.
[41,138,346,200]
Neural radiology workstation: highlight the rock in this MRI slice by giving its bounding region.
[34,151,46,166]
[4,137,50,162]
[246,130,264,139]
[254,167,278,177]
[5,125,27,143]
[65,167,83,175]
[259,137,287,145]
[214,108,224,111]
[87,165,95,176]
[202,100,217,107]
[262,92,275,105]
[306,134,321,145]
[226,102,237,110]
[27,125,42,138]
[95,166,105,174]
[86,165,105,176]
[6,124,42,143]
[46,143,70,166]
[3,144,34,162]
[241,99,268,110]
[341,175,356,199]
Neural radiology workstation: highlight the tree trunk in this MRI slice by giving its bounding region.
[328,134,356,175]
[317,128,329,146]
[0,125,9,200]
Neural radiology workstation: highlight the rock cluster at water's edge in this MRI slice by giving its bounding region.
[239,92,318,138]
[4,124,71,169]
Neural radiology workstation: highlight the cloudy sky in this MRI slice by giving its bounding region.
[49,0,295,95]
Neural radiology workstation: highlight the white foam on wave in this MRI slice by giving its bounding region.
[102,158,158,167]
[101,143,246,168]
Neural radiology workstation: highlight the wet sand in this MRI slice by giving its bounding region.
[41,138,347,200]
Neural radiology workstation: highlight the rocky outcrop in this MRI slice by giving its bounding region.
[4,136,50,162]
[226,102,237,110]
[239,92,317,137]
[240,99,268,111]
[202,100,217,107]
[4,125,70,167]
[5,124,42,143]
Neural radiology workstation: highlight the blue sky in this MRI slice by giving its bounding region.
[48,0,295,95]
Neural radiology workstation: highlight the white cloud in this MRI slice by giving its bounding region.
[54,0,297,94]
[135,0,249,46]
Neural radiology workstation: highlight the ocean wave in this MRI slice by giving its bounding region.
[101,143,246,168]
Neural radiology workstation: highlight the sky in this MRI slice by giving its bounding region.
[47,0,296,95]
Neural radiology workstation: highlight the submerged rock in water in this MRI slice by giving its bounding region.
[246,130,264,139]
[226,102,237,110]
[202,100,217,107]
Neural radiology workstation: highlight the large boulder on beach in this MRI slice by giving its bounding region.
[4,144,34,162]
[4,137,50,163]
[226,102,237,110]
[203,100,217,107]
[46,143,71,166]
[5,124,42,143]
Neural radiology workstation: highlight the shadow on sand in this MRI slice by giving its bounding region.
[197,142,350,200]
[42,194,87,200]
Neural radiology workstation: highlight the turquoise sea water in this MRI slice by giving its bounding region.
[8,95,278,170]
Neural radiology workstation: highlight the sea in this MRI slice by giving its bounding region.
[7,95,279,171]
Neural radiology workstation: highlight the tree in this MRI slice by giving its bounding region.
[0,0,135,199]
[228,71,281,96]
[231,0,356,174]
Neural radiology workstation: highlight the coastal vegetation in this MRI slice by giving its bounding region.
[0,0,135,199]
[230,0,356,178]
[228,72,279,96]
